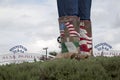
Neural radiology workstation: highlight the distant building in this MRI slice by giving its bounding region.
[0,45,55,65]
[94,50,120,57]
[93,42,120,57]
[0,53,55,65]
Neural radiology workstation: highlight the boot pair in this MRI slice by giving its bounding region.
[58,16,92,56]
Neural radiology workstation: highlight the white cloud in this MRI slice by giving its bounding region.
[92,0,120,51]
[25,38,60,53]
[0,0,60,54]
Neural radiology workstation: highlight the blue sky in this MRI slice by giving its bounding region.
[0,0,120,55]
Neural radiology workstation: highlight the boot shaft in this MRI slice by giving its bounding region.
[79,20,93,56]
[58,16,80,53]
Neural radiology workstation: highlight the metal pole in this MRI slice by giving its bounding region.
[13,52,16,63]
[101,45,104,56]
[46,48,47,60]
[43,47,48,60]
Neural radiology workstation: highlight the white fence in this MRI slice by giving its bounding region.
[0,53,43,65]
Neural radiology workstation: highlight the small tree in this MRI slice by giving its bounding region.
[49,51,57,56]
[34,57,37,62]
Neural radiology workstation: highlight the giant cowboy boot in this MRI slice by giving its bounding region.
[58,16,80,54]
[79,20,93,56]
